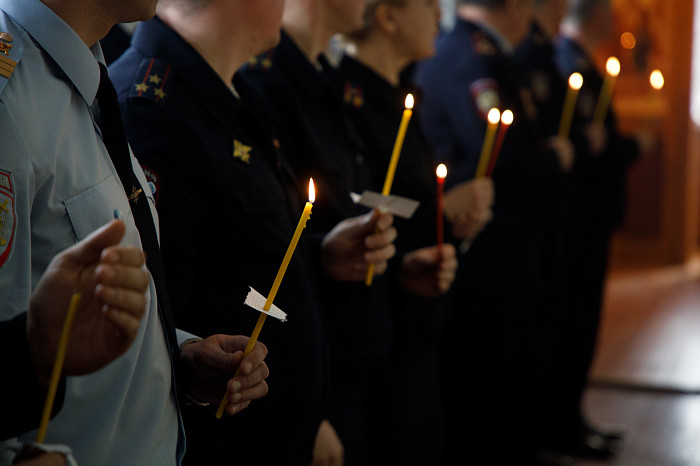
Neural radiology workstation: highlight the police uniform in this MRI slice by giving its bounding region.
[110,17,327,466]
[339,53,447,466]
[0,1,185,464]
[552,35,639,441]
[241,32,393,466]
[416,18,563,463]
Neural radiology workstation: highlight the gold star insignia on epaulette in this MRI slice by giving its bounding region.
[261,58,272,69]
[248,56,258,66]
[233,140,252,164]
[128,186,143,203]
[134,82,149,93]
[153,88,167,99]
[148,74,162,85]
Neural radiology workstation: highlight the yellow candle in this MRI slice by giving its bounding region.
[365,94,414,286]
[592,57,620,126]
[475,108,501,178]
[558,72,584,137]
[215,179,315,419]
[36,293,82,443]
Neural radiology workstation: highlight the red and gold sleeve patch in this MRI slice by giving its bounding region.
[0,169,16,269]
[470,78,501,121]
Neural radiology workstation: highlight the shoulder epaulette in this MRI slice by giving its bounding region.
[129,57,174,105]
[343,81,363,109]
[0,27,24,96]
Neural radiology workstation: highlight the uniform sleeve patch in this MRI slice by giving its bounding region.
[343,81,364,109]
[129,58,174,105]
[470,78,501,120]
[0,169,16,269]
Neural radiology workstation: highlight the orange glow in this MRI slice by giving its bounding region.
[621,32,637,49]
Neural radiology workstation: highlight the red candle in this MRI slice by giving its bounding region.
[436,164,447,252]
[487,109,513,177]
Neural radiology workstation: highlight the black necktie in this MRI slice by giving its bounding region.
[95,64,180,365]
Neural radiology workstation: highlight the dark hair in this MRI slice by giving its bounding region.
[457,0,507,7]
[564,0,609,24]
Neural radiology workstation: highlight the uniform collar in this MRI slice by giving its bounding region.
[0,0,102,105]
[340,54,406,110]
[276,30,331,99]
[131,16,240,125]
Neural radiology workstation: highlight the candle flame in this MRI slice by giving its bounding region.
[569,73,583,90]
[405,93,414,109]
[650,69,664,90]
[487,108,501,125]
[501,109,514,125]
[436,163,447,179]
[606,57,620,77]
[308,178,315,203]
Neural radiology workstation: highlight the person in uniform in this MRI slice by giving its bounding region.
[242,1,451,464]
[1,220,148,441]
[0,0,269,463]
[110,1,397,465]
[339,0,490,463]
[415,0,574,463]
[550,0,653,457]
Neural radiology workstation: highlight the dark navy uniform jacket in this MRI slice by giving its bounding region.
[339,54,447,344]
[240,32,393,375]
[416,18,561,296]
[110,17,326,465]
[554,36,639,228]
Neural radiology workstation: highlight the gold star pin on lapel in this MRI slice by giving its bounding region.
[128,186,143,204]
[233,140,252,164]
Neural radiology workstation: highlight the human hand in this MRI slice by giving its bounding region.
[547,134,575,172]
[181,335,269,415]
[443,178,494,241]
[321,210,397,281]
[309,419,344,466]
[400,243,457,297]
[584,124,608,156]
[27,220,148,385]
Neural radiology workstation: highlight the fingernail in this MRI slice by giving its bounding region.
[231,381,242,392]
[242,362,252,373]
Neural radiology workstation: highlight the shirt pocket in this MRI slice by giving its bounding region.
[64,175,132,240]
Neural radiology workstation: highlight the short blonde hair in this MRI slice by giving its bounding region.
[346,0,408,43]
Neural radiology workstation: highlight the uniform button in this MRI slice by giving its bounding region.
[148,181,157,195]
[355,153,364,164]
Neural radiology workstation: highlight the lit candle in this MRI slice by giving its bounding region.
[486,109,513,177]
[475,108,501,178]
[215,179,315,419]
[436,164,447,253]
[365,94,415,286]
[558,72,584,137]
[36,293,82,443]
[592,57,620,126]
[650,69,664,90]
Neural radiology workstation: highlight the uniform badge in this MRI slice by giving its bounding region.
[343,82,364,109]
[129,58,174,104]
[472,32,496,56]
[0,170,16,269]
[470,79,501,120]
[530,71,550,104]
[141,165,160,204]
[0,32,17,80]
[233,140,252,164]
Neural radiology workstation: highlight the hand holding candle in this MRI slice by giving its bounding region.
[486,109,513,177]
[215,179,315,418]
[365,93,414,286]
[592,57,620,126]
[558,72,583,137]
[475,108,501,178]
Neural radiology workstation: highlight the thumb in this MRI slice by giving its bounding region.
[64,220,127,266]
[347,210,381,237]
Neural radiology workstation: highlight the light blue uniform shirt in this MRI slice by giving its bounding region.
[0,1,186,463]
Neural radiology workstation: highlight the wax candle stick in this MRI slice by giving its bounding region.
[215,179,315,419]
[436,164,447,253]
[486,109,513,177]
[36,293,82,444]
[475,108,501,178]
[558,72,583,137]
[592,57,620,126]
[365,94,414,286]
